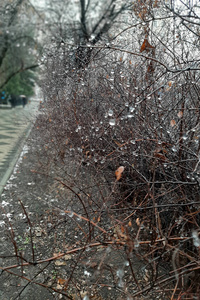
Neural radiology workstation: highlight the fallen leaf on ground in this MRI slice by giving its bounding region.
[55,260,66,266]
[64,254,72,260]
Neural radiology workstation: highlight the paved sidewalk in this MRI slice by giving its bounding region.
[0,125,56,300]
[0,102,39,194]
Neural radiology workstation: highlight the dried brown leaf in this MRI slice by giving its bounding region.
[115,166,125,181]
[170,119,176,127]
[177,111,183,118]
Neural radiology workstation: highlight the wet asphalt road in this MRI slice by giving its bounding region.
[0,102,39,194]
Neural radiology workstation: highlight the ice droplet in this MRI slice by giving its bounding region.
[124,260,129,267]
[59,211,66,216]
[172,146,178,152]
[109,119,116,126]
[108,109,113,117]
[134,239,140,249]
[1,201,9,207]
[129,106,135,113]
[182,134,187,141]
[118,278,124,287]
[0,221,5,227]
[68,211,74,218]
[75,125,82,132]
[84,270,91,277]
[117,268,124,279]
[192,230,200,247]
[127,114,133,119]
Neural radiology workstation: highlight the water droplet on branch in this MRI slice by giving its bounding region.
[109,119,116,126]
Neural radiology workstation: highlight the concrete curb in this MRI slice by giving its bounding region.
[0,122,33,196]
[0,106,12,109]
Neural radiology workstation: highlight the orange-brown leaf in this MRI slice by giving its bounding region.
[57,278,66,285]
[154,152,167,162]
[128,220,132,227]
[136,218,140,226]
[115,166,125,181]
[85,150,90,157]
[170,119,176,127]
[140,39,154,53]
[114,140,123,147]
[177,111,183,118]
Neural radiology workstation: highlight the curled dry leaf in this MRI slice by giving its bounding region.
[170,119,176,127]
[136,218,140,226]
[115,166,125,181]
[128,220,132,227]
[177,111,183,118]
[57,278,67,285]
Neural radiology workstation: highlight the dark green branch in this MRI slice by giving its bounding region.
[0,64,39,90]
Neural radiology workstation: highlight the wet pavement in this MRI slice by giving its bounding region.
[0,102,39,194]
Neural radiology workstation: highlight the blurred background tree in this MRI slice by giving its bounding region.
[44,0,132,68]
[3,69,36,97]
[0,0,41,98]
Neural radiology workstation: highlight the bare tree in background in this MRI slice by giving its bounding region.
[44,0,132,68]
[0,0,41,89]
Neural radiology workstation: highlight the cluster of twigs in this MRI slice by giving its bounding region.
[30,45,200,298]
[1,41,200,298]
